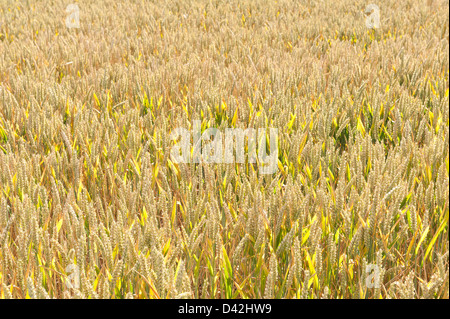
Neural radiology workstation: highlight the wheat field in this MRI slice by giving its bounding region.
[0,0,448,299]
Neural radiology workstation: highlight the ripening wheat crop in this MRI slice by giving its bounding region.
[0,0,448,299]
